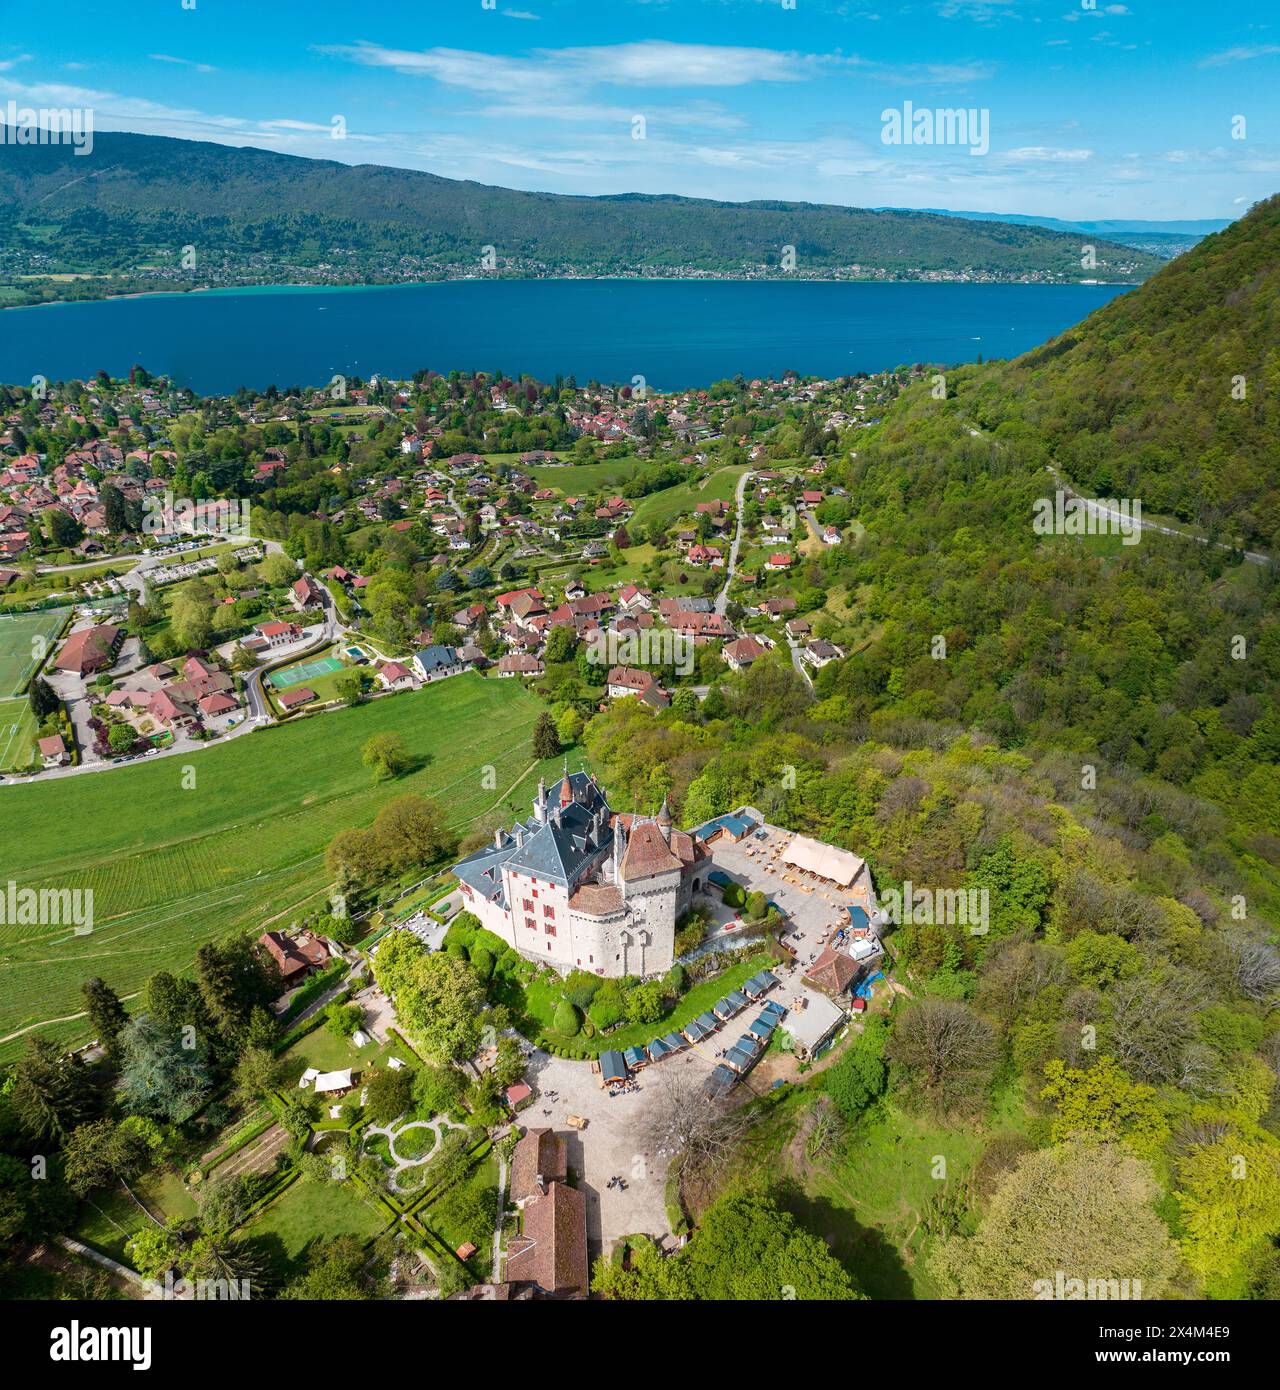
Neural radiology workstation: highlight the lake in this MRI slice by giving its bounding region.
[1,279,1130,394]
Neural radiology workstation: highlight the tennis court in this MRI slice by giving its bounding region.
[0,610,68,696]
[268,655,345,689]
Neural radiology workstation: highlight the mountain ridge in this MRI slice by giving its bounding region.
[0,130,1161,306]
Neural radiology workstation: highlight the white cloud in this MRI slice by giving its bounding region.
[322,39,807,95]
[1198,45,1280,68]
[1004,146,1093,162]
[149,54,218,74]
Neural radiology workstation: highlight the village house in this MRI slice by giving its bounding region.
[38,733,68,768]
[722,635,771,672]
[376,660,416,691]
[804,639,845,669]
[53,622,124,677]
[413,644,464,683]
[605,666,670,709]
[497,653,545,679]
[258,929,333,987]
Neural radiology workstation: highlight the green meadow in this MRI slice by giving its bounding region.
[0,673,562,1059]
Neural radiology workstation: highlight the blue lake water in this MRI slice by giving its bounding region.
[0,279,1130,394]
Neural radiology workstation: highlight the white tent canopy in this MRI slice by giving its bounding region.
[313,1068,354,1095]
[782,834,865,887]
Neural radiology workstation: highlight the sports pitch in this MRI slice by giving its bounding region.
[0,609,68,696]
[268,656,345,689]
[0,697,37,770]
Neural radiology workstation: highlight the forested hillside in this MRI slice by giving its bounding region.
[0,131,1159,302]
[961,195,1280,546]
[584,194,1280,1299]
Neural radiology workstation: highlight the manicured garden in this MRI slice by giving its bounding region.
[443,910,775,1058]
[243,1173,391,1271]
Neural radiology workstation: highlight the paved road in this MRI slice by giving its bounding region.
[786,636,814,688]
[714,469,753,617]
[1045,466,1272,565]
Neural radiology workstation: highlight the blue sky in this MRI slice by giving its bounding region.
[3,0,1276,218]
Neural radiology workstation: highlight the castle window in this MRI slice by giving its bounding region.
[522,899,534,913]
[544,922,556,936]
[543,904,555,918]
[524,917,536,932]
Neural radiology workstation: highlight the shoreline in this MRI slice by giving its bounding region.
[1,273,1144,312]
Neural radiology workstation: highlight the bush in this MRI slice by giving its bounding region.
[722,882,747,910]
[745,890,768,921]
[564,970,603,1009]
[623,981,665,1024]
[587,982,625,1031]
[325,1001,364,1038]
[469,945,494,983]
[553,1000,581,1037]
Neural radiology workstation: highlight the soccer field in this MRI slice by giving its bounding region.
[0,674,569,1059]
[0,609,68,696]
[0,697,38,770]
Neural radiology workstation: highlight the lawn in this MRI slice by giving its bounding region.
[0,696,38,770]
[0,608,67,695]
[490,943,773,1057]
[280,1025,415,1089]
[244,1173,390,1275]
[0,673,566,1059]
[420,1152,498,1279]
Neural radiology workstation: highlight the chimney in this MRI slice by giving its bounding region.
[494,828,504,848]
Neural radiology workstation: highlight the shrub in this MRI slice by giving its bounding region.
[553,1000,582,1037]
[722,882,747,910]
[469,945,494,983]
[564,970,603,1009]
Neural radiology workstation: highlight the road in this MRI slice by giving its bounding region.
[1045,466,1272,566]
[714,468,753,616]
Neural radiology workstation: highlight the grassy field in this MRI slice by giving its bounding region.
[630,463,751,530]
[527,457,643,492]
[74,1170,198,1267]
[0,609,67,695]
[0,696,38,771]
[738,1079,1029,1299]
[0,674,565,1060]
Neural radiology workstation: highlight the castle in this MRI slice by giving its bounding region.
[451,770,707,978]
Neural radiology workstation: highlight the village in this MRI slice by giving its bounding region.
[0,364,908,777]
